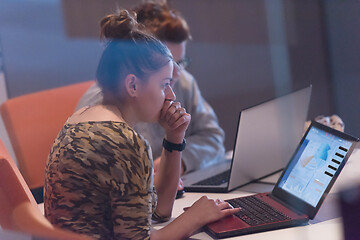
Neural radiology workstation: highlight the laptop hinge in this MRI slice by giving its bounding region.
[268,193,305,216]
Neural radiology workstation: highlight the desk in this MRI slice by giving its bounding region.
[154,148,360,239]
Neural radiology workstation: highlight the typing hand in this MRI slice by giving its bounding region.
[183,196,241,225]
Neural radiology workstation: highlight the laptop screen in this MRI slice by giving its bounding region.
[277,124,353,207]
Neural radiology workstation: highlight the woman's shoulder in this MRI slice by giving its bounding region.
[64,121,148,152]
[63,120,133,139]
[53,121,151,172]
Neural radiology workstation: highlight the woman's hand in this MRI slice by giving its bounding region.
[185,196,241,226]
[159,100,191,143]
[151,196,240,240]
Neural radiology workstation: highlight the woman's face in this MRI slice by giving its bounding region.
[136,61,175,122]
[165,41,186,86]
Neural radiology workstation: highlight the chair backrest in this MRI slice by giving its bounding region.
[0,139,91,240]
[0,81,94,190]
[0,139,37,229]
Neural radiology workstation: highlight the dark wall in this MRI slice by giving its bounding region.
[323,0,360,138]
[0,0,101,97]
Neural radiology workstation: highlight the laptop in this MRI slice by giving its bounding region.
[205,120,359,238]
[183,85,312,192]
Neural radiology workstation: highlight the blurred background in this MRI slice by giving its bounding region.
[0,0,359,154]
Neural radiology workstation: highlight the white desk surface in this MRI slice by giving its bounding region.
[35,148,359,239]
[154,148,360,240]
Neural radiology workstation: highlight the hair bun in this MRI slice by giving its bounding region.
[100,10,137,39]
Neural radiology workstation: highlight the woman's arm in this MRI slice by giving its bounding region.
[150,196,241,240]
[151,99,241,239]
[154,100,190,217]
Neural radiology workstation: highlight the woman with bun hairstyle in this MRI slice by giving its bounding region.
[77,1,225,176]
[44,10,239,240]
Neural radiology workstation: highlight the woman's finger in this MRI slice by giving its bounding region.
[215,199,224,204]
[217,202,233,210]
[160,100,173,119]
[166,102,181,122]
[168,107,186,126]
[220,207,242,218]
[170,113,190,129]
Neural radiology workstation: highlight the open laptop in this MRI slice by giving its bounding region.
[183,85,312,192]
[205,120,359,238]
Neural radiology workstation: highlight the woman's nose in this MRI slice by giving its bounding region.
[165,85,176,101]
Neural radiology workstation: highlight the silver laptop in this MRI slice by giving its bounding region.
[182,85,312,192]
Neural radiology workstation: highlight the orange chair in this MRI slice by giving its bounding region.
[0,139,92,240]
[0,81,94,202]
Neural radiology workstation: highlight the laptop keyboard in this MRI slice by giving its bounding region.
[192,170,230,186]
[227,196,291,226]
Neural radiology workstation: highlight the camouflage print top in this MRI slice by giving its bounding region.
[44,121,157,240]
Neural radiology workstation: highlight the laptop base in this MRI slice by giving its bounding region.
[205,217,308,239]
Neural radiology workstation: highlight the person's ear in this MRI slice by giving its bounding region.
[124,74,139,97]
